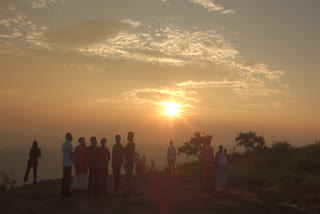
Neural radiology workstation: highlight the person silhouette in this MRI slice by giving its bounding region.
[201,135,214,191]
[87,137,100,197]
[112,135,124,193]
[167,140,177,175]
[99,138,110,196]
[61,133,74,197]
[72,137,88,192]
[124,132,135,196]
[215,145,228,193]
[24,140,41,184]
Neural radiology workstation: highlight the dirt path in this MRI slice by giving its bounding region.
[0,176,315,214]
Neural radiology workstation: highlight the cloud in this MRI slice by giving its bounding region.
[81,24,282,82]
[32,0,64,9]
[188,0,235,14]
[44,20,131,48]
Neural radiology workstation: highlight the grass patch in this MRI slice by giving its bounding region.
[177,143,320,193]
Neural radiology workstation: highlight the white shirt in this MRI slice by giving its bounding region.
[167,146,177,161]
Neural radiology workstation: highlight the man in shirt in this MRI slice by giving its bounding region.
[61,133,74,197]
[167,140,177,175]
[124,132,135,196]
[112,134,124,193]
[86,137,100,197]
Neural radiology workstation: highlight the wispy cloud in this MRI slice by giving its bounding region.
[32,0,64,9]
[81,24,283,82]
[188,0,235,14]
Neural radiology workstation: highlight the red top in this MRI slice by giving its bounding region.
[74,144,87,175]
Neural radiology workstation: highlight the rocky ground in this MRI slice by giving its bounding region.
[0,175,318,214]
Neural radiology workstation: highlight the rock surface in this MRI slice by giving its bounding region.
[0,176,315,214]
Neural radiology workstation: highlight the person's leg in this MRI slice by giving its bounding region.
[204,167,209,191]
[61,167,66,196]
[172,161,176,175]
[94,169,99,196]
[168,160,171,174]
[113,166,120,191]
[24,161,32,183]
[126,164,133,195]
[32,163,38,184]
[65,166,72,196]
[88,168,93,196]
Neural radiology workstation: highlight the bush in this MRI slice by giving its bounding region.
[270,141,292,152]
[0,172,16,191]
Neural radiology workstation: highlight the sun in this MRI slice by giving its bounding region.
[161,102,181,116]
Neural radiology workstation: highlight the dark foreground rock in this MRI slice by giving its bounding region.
[0,176,316,214]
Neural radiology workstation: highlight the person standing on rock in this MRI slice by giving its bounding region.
[86,137,100,197]
[61,133,74,197]
[112,134,124,193]
[98,137,110,196]
[215,145,228,193]
[24,140,41,184]
[72,137,88,192]
[201,135,214,191]
[124,132,135,196]
[167,140,177,175]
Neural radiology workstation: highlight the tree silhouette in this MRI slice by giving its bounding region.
[178,132,212,160]
[235,131,265,151]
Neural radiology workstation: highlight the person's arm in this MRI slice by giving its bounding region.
[69,143,74,156]
[106,148,111,162]
[39,149,41,158]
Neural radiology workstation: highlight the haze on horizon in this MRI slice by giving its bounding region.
[1,0,319,150]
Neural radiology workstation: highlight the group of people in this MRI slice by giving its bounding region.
[166,137,228,192]
[201,136,228,192]
[23,133,228,196]
[61,132,135,197]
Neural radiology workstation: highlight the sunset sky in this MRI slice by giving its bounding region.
[1,0,319,148]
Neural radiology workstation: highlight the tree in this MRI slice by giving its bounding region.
[178,132,212,160]
[235,131,265,151]
[271,141,292,152]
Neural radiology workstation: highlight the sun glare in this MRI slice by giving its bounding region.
[161,102,181,116]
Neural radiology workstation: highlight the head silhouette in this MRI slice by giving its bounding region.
[206,135,213,145]
[127,132,134,142]
[66,133,73,141]
[101,138,107,146]
[115,135,121,143]
[90,137,97,146]
[219,145,223,152]
[78,137,85,145]
[32,140,38,148]
[170,140,173,146]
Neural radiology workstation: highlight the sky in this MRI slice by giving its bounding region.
[0,0,319,149]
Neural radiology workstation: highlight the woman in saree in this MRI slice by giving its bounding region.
[215,145,228,192]
[72,137,88,192]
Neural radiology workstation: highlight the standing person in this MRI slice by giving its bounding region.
[86,137,100,197]
[61,133,74,197]
[99,138,110,196]
[201,135,214,191]
[124,132,135,196]
[167,140,177,175]
[215,145,228,193]
[72,137,88,192]
[24,140,41,184]
[112,134,124,193]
